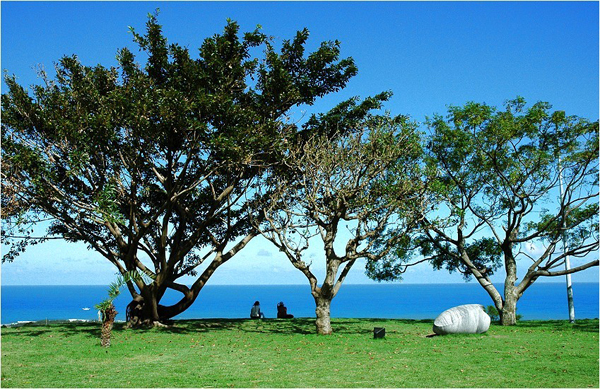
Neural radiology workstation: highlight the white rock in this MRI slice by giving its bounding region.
[433,304,490,335]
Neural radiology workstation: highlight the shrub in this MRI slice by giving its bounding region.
[485,305,522,323]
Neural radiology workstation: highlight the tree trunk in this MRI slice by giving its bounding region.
[314,296,333,335]
[157,291,197,320]
[501,272,519,326]
[125,257,228,328]
[126,294,162,327]
[501,241,519,326]
[126,286,198,327]
[500,295,518,325]
[126,299,150,327]
[100,304,118,347]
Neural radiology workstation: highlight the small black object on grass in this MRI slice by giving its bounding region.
[373,327,385,339]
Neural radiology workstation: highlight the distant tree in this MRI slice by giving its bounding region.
[375,98,599,325]
[256,113,426,334]
[1,12,361,326]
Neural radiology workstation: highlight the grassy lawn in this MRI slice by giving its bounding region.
[1,318,598,387]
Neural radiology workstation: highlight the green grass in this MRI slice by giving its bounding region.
[1,318,598,387]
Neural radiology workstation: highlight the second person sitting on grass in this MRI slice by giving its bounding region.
[250,301,265,319]
[277,301,294,318]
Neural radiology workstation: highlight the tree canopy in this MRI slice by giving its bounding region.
[257,114,426,334]
[373,98,599,325]
[1,13,366,325]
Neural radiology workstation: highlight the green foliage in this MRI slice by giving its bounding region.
[2,319,598,387]
[420,97,598,282]
[94,181,125,225]
[484,305,499,322]
[363,98,598,325]
[1,13,358,255]
[262,112,425,290]
[94,270,151,313]
[428,237,504,281]
[1,13,363,320]
[525,203,599,248]
[485,305,522,323]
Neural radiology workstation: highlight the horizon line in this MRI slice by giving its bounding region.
[3,281,597,287]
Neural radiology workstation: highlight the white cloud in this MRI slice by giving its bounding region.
[525,242,547,256]
[257,249,272,257]
[3,234,598,286]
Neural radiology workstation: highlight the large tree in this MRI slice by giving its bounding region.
[256,113,426,334]
[381,98,598,325]
[1,14,360,326]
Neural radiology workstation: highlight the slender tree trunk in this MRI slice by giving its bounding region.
[501,241,519,326]
[501,294,518,325]
[468,262,504,313]
[502,269,519,326]
[311,258,339,335]
[314,296,333,335]
[458,248,506,322]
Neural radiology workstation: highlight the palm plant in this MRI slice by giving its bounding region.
[95,271,146,347]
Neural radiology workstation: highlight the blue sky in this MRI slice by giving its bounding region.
[1,1,598,286]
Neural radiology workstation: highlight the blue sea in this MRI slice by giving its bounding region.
[1,283,598,325]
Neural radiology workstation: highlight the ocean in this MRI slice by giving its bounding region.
[1,282,598,325]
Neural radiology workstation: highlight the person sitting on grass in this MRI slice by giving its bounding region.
[250,301,264,319]
[276,302,294,318]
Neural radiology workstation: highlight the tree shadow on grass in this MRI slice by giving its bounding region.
[139,318,317,335]
[2,317,436,338]
[0,328,54,337]
[125,317,596,337]
[1,322,102,339]
[131,317,435,336]
[513,319,599,333]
